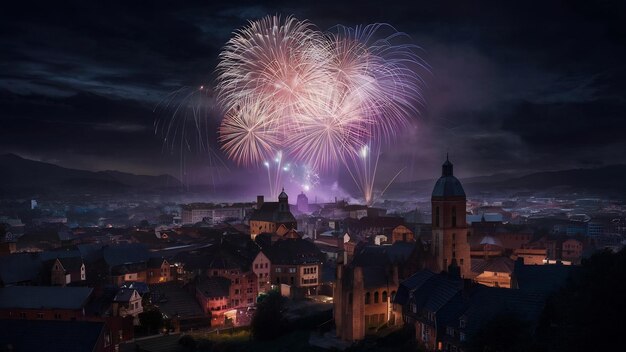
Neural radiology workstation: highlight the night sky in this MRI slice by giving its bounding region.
[2,0,625,190]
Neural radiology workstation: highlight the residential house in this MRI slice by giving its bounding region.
[195,276,231,325]
[470,257,515,288]
[0,286,93,321]
[50,256,86,286]
[251,251,271,293]
[112,289,143,325]
[263,237,325,296]
[146,257,172,284]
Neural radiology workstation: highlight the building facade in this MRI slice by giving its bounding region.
[249,191,297,240]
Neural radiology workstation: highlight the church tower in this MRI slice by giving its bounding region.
[431,155,471,277]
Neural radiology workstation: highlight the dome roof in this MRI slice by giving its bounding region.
[278,188,288,200]
[432,176,466,197]
[431,155,466,198]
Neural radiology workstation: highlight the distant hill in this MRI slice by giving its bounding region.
[386,164,626,198]
[0,154,181,196]
[468,165,626,196]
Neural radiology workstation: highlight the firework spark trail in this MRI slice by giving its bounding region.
[154,86,228,188]
[212,15,427,201]
[218,97,281,166]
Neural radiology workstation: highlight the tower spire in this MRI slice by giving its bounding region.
[442,154,453,177]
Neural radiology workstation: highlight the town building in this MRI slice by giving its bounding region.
[181,203,247,225]
[249,190,297,240]
[262,236,325,297]
[470,256,515,288]
[50,256,86,286]
[334,243,419,341]
[251,251,272,293]
[391,225,415,244]
[146,257,172,284]
[195,276,231,325]
[561,238,583,264]
[431,156,471,277]
[297,192,309,213]
[0,286,93,321]
[112,289,143,325]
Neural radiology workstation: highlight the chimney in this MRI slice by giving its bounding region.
[257,195,264,209]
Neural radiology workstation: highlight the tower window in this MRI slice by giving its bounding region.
[452,206,457,227]
[435,207,440,227]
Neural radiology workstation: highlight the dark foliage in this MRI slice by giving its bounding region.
[535,248,626,352]
[468,314,534,352]
[138,308,164,335]
[250,290,287,341]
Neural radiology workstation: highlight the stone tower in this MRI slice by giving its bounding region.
[431,155,471,277]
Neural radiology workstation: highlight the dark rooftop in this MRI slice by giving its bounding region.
[0,286,93,310]
[264,238,324,265]
[197,276,231,298]
[0,319,106,352]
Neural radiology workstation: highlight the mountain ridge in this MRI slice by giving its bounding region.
[0,153,181,196]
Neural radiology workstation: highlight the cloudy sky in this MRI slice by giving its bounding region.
[1,0,625,191]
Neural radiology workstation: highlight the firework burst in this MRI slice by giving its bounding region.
[213,15,427,201]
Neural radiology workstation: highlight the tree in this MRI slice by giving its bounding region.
[536,248,626,352]
[139,308,164,334]
[250,290,287,340]
[468,314,534,352]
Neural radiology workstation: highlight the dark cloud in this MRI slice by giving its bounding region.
[0,0,625,187]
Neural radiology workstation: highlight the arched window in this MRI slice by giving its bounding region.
[382,291,388,302]
[374,291,379,303]
[365,292,371,304]
[435,207,440,227]
[452,206,457,227]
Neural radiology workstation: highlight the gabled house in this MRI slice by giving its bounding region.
[146,257,172,284]
[50,256,86,286]
[263,237,324,295]
[397,270,464,350]
[251,251,271,293]
[112,289,143,325]
[195,276,231,325]
[469,257,515,288]
[103,244,151,285]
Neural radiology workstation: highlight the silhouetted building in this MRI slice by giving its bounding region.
[431,155,471,277]
[297,191,309,213]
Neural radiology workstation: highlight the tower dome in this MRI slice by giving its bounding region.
[278,188,288,201]
[432,154,466,198]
